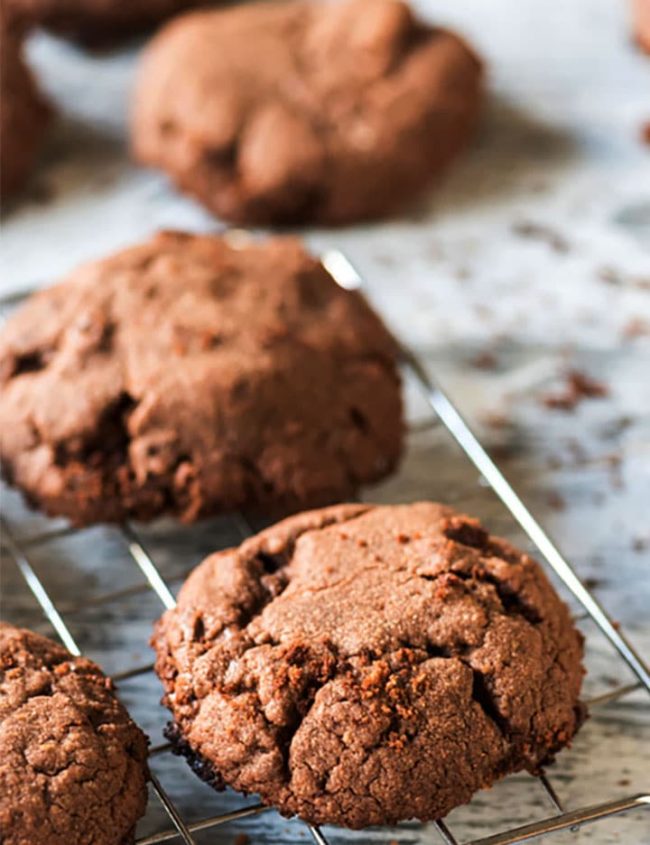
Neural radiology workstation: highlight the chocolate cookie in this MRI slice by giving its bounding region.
[4,0,209,45]
[1,12,51,199]
[132,0,483,225]
[0,622,149,845]
[153,502,585,829]
[0,232,403,525]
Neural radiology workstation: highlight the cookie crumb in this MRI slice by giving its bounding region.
[546,491,566,511]
[512,220,569,253]
[622,318,650,340]
[468,349,498,370]
[542,370,609,411]
[641,122,650,145]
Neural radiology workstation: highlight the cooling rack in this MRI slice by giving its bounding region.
[1,251,649,845]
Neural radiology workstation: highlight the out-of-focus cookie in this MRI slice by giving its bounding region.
[4,0,211,45]
[634,0,650,52]
[133,0,483,225]
[1,12,51,199]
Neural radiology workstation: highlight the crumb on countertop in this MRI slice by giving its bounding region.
[542,370,609,411]
[511,219,570,253]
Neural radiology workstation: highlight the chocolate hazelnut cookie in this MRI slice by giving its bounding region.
[132,0,483,225]
[0,232,403,525]
[0,622,149,845]
[4,0,210,45]
[1,11,51,199]
[153,502,585,829]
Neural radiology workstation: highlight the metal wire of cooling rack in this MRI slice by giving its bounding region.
[1,255,649,845]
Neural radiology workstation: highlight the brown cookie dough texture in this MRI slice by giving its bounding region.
[153,502,585,829]
[4,0,209,44]
[634,0,650,52]
[0,623,149,845]
[1,12,51,198]
[0,232,403,526]
[132,0,483,225]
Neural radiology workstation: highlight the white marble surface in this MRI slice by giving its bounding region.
[1,1,649,843]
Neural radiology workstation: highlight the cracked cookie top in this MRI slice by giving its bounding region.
[153,501,585,829]
[132,0,483,225]
[0,623,149,845]
[0,231,403,525]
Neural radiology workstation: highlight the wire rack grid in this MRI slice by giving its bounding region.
[0,251,649,845]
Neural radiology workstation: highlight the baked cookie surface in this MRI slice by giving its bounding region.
[153,502,585,829]
[1,12,51,199]
[4,0,209,44]
[0,622,149,845]
[0,232,403,525]
[132,0,483,225]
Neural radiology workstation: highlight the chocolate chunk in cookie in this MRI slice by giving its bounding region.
[0,622,149,845]
[153,501,585,829]
[0,232,403,525]
[132,0,483,225]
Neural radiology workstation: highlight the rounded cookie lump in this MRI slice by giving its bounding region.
[153,502,585,829]
[0,232,403,526]
[1,11,51,199]
[0,623,149,845]
[132,0,483,225]
[4,0,211,45]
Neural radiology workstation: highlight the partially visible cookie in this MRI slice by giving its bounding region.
[634,0,650,52]
[0,622,149,845]
[153,501,585,829]
[0,232,403,525]
[4,0,210,45]
[1,12,51,199]
[132,0,483,225]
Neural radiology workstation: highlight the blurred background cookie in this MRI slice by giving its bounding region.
[132,0,483,225]
[633,0,650,52]
[3,0,211,46]
[1,10,52,199]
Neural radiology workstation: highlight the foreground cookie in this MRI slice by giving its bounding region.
[153,502,585,829]
[0,232,403,525]
[0,623,149,845]
[5,0,209,45]
[1,12,51,198]
[133,0,483,225]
